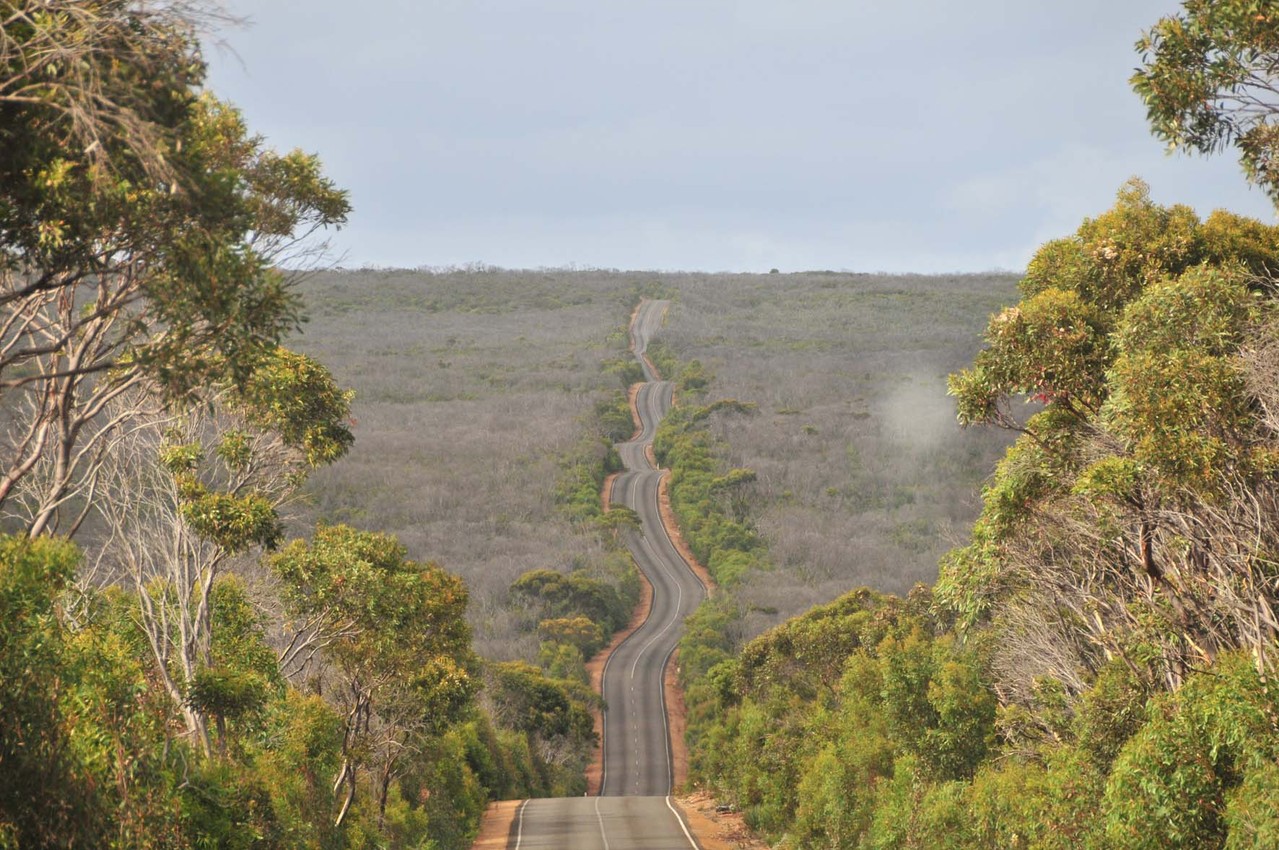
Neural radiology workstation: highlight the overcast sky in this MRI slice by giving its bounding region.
[205,1,1275,273]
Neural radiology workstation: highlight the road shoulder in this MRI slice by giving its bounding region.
[673,792,771,850]
[469,800,521,850]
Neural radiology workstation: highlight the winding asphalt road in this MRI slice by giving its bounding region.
[508,300,707,848]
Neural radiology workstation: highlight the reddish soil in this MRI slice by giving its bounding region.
[665,648,690,790]
[628,301,643,342]
[469,800,522,850]
[674,792,771,850]
[658,471,717,597]
[643,351,661,380]
[601,472,618,512]
[627,382,642,440]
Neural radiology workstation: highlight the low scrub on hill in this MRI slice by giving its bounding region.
[291,270,650,662]
[656,270,1017,640]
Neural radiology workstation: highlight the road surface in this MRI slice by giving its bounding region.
[509,300,706,848]
[509,796,701,850]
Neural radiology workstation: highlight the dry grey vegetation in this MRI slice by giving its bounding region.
[289,268,653,660]
[293,267,1018,655]
[656,272,1019,638]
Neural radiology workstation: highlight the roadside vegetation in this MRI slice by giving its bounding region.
[675,8,1279,846]
[0,8,627,848]
[682,180,1279,850]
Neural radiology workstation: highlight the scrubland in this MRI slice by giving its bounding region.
[292,267,1018,655]
[288,268,650,659]
[656,272,1018,637]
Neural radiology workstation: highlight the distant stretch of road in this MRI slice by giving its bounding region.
[508,300,706,848]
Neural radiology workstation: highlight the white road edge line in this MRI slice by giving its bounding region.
[665,796,702,850]
[659,641,677,792]
[512,799,528,850]
[594,796,612,850]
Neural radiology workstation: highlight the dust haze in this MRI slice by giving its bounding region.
[878,372,961,454]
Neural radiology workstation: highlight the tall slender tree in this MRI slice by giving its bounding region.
[1,4,349,526]
[82,348,352,753]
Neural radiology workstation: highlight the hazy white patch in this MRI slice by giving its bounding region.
[877,373,961,454]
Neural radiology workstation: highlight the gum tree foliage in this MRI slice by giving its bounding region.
[0,1,349,528]
[268,525,476,828]
[1,528,539,849]
[194,576,284,752]
[1134,0,1279,207]
[944,180,1279,696]
[0,534,280,849]
[79,347,351,755]
[653,398,764,585]
[683,522,1279,850]
[482,660,597,782]
[0,535,103,847]
[537,615,605,657]
[509,567,629,634]
[1,1,228,180]
[687,586,997,846]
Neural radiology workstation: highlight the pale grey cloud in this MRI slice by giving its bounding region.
[206,1,1275,272]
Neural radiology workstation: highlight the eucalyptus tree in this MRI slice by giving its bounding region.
[84,348,353,754]
[945,181,1279,695]
[1134,0,1279,209]
[268,525,476,828]
[0,2,349,530]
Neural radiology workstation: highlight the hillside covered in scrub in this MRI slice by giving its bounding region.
[665,5,1279,846]
[677,184,1279,849]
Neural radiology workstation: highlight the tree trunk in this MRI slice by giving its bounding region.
[376,754,399,831]
[333,759,356,828]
